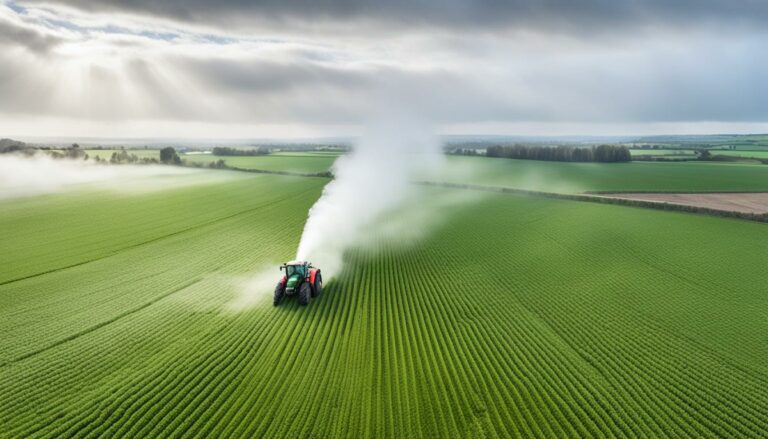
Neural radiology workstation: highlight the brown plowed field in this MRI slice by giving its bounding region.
[598,192,768,214]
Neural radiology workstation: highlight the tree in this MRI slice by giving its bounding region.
[63,142,85,159]
[160,147,181,164]
[696,149,712,160]
[208,159,226,169]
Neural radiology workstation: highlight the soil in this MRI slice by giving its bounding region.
[596,192,768,214]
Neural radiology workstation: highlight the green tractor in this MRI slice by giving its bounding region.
[274,260,322,306]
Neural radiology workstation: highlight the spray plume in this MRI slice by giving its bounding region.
[295,110,444,278]
[230,108,458,310]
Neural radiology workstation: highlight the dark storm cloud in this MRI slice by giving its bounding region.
[21,0,768,33]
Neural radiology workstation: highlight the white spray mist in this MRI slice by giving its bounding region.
[0,153,232,199]
[295,110,444,278]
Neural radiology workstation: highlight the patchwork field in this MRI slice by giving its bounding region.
[630,149,768,159]
[442,156,768,193]
[2,167,767,437]
[79,150,768,193]
[180,152,339,173]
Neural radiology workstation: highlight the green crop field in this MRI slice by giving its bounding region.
[2,168,767,437]
[273,150,345,157]
[441,156,768,193]
[181,152,338,173]
[710,150,768,159]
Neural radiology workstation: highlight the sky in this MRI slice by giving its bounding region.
[1,0,767,139]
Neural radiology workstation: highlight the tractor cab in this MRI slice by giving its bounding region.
[281,260,310,291]
[284,262,307,278]
[275,261,322,306]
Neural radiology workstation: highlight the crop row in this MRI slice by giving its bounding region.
[2,182,767,437]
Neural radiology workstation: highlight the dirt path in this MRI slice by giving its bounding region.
[596,193,768,214]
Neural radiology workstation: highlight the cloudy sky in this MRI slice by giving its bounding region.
[1,0,767,138]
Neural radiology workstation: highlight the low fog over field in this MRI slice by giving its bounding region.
[0,154,233,199]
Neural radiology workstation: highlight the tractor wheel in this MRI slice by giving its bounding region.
[273,282,285,306]
[298,282,311,306]
[312,273,323,298]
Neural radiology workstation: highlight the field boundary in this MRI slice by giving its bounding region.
[415,181,768,223]
[227,166,333,178]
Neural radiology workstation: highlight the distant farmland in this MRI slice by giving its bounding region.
[2,165,767,437]
[630,149,768,159]
[78,149,768,193]
[80,149,339,174]
[181,151,339,174]
[442,156,768,193]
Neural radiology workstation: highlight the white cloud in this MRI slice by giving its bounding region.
[0,0,767,137]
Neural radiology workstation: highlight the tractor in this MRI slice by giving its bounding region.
[274,260,322,306]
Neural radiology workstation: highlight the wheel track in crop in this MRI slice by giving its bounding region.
[0,278,203,368]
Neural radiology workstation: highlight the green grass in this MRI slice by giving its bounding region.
[441,156,768,192]
[181,152,338,173]
[1,171,767,437]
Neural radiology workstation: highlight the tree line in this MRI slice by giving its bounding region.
[0,138,29,154]
[213,146,270,156]
[447,148,480,156]
[485,144,632,163]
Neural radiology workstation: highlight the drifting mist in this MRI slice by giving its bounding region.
[0,154,233,200]
[295,113,445,278]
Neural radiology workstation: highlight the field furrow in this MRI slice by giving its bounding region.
[2,175,767,438]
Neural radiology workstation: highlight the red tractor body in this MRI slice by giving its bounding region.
[274,261,323,306]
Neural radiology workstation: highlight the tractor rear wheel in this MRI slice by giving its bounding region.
[298,282,311,306]
[273,282,285,306]
[312,273,323,298]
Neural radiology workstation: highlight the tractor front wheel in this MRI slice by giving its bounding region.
[312,273,323,298]
[298,282,312,306]
[273,282,285,306]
